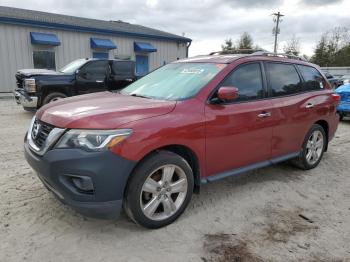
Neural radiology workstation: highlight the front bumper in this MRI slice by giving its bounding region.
[13,90,38,109]
[24,141,136,219]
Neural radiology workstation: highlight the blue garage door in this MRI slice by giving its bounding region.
[136,55,149,76]
[93,52,109,59]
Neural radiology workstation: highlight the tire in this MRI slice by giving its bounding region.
[292,124,327,170]
[339,114,344,121]
[124,151,194,229]
[42,92,67,105]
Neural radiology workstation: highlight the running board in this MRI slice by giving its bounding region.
[201,152,300,183]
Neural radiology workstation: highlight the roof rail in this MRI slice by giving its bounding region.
[251,51,306,61]
[209,49,265,55]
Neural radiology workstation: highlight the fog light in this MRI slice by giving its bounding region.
[71,176,94,193]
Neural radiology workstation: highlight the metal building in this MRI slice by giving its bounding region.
[0,6,191,93]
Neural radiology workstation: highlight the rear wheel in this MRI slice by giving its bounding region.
[292,124,327,170]
[124,151,194,229]
[42,92,67,105]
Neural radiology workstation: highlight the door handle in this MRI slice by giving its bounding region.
[305,103,314,109]
[96,80,104,83]
[258,112,272,118]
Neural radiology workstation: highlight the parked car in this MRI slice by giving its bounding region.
[324,72,342,88]
[24,53,340,229]
[14,58,135,111]
[335,84,350,120]
[339,74,350,85]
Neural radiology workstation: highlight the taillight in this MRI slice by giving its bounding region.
[331,93,341,105]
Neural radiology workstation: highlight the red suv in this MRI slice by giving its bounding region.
[24,52,340,228]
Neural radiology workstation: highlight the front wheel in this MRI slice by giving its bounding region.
[42,92,67,105]
[124,151,194,229]
[292,124,327,170]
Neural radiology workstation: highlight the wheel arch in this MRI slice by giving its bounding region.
[128,144,201,194]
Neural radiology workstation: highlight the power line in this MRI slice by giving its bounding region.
[272,11,284,53]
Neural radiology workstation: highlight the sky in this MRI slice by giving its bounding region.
[1,0,349,57]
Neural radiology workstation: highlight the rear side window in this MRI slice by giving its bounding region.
[112,61,134,74]
[266,63,301,97]
[220,63,264,102]
[298,65,325,91]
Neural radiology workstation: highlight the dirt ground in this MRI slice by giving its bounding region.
[0,98,349,262]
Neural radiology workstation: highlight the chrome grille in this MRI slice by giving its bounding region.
[31,119,55,148]
[15,73,24,89]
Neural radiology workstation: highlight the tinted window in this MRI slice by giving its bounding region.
[33,51,55,70]
[220,63,264,102]
[298,65,325,91]
[112,61,134,75]
[80,61,109,80]
[266,63,301,97]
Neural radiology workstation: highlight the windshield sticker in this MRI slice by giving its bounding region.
[181,68,204,74]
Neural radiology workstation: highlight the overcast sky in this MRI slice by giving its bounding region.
[1,0,349,56]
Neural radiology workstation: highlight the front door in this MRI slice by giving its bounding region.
[205,62,274,177]
[76,60,109,94]
[135,55,149,77]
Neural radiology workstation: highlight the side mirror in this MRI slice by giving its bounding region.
[216,86,239,102]
[75,69,80,74]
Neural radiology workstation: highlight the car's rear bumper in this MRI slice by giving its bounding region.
[13,90,38,110]
[24,140,136,219]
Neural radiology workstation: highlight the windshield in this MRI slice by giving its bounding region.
[59,59,87,74]
[120,63,226,100]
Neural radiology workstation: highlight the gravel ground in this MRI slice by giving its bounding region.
[0,99,349,262]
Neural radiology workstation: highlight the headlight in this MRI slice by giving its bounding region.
[55,129,132,152]
[24,78,36,92]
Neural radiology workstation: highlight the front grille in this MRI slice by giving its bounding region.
[15,73,24,89]
[31,120,55,148]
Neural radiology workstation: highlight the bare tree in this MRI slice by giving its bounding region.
[283,35,300,56]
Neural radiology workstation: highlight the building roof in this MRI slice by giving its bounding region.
[0,6,191,43]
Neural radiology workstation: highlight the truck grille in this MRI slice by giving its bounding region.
[31,119,55,148]
[15,73,24,89]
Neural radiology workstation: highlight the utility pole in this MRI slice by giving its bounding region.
[272,12,284,53]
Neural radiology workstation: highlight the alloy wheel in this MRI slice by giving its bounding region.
[305,130,324,165]
[140,164,188,221]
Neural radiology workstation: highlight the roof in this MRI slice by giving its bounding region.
[178,54,315,65]
[0,6,191,43]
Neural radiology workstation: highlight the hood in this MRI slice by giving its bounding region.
[17,69,59,77]
[36,92,176,129]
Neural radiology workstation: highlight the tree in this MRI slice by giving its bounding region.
[221,32,255,54]
[221,38,235,54]
[237,32,253,50]
[311,27,350,66]
[283,35,300,56]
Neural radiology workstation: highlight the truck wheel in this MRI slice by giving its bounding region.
[42,92,67,105]
[124,151,194,229]
[292,124,327,170]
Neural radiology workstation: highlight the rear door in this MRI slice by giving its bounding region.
[205,62,274,176]
[76,60,110,94]
[265,62,328,158]
[110,61,135,90]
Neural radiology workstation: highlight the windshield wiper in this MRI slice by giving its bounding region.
[130,93,150,99]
